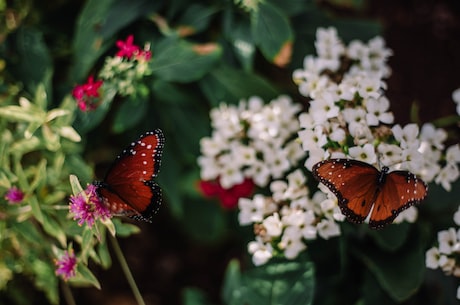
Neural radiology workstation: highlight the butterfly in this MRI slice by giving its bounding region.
[93,129,165,222]
[312,158,428,229]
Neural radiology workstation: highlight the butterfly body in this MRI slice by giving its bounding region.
[93,129,164,222]
[312,159,428,229]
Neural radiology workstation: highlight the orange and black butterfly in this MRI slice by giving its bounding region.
[312,159,428,229]
[93,129,164,222]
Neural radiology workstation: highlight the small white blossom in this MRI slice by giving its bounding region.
[248,237,274,266]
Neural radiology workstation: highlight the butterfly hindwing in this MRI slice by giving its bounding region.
[369,170,428,228]
[312,159,380,224]
[94,129,165,222]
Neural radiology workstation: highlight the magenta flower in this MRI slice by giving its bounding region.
[69,184,111,228]
[116,35,140,59]
[116,35,151,61]
[4,186,24,204]
[72,76,103,112]
[55,249,77,281]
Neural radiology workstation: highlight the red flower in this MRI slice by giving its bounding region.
[199,178,255,209]
[72,76,103,112]
[116,35,141,59]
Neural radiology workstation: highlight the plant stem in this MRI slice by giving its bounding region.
[109,234,146,305]
[61,282,76,305]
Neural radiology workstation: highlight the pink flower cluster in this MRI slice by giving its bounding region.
[69,184,111,228]
[72,35,151,111]
[72,76,103,112]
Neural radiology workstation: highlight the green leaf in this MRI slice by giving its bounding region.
[151,37,222,83]
[80,228,94,264]
[224,259,315,305]
[181,197,226,243]
[176,4,218,35]
[183,287,214,305]
[31,259,59,304]
[70,263,101,289]
[13,221,43,245]
[367,222,411,252]
[97,241,112,269]
[0,105,43,123]
[112,218,140,237]
[251,2,293,63]
[29,197,44,224]
[14,27,53,96]
[199,65,280,105]
[353,231,425,302]
[42,212,67,247]
[227,19,255,71]
[69,174,85,196]
[112,95,148,133]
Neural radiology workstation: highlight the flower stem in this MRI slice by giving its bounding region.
[61,282,76,305]
[109,234,146,305]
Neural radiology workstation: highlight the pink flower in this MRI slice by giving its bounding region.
[69,184,111,228]
[116,35,140,59]
[4,186,24,204]
[199,178,255,209]
[55,249,77,281]
[116,35,152,61]
[72,76,103,112]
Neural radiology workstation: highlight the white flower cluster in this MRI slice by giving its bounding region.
[426,206,460,299]
[293,27,460,194]
[198,95,304,189]
[239,169,345,266]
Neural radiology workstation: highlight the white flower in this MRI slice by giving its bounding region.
[377,143,403,166]
[238,195,267,225]
[452,88,460,116]
[317,219,341,239]
[446,144,460,164]
[365,96,394,126]
[219,161,244,189]
[392,124,420,149]
[248,237,273,266]
[278,226,307,259]
[198,156,220,180]
[425,247,440,269]
[438,228,459,255]
[263,213,283,237]
[420,123,447,150]
[348,143,377,165]
[435,163,459,192]
[454,207,460,226]
[298,125,328,152]
[393,206,418,224]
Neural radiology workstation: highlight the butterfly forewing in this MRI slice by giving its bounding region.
[95,129,165,222]
[312,159,381,223]
[369,170,427,228]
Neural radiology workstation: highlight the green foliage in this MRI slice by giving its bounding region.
[2,0,457,304]
[223,259,315,305]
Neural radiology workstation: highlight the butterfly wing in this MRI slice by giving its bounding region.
[369,170,428,229]
[96,129,165,221]
[312,159,381,224]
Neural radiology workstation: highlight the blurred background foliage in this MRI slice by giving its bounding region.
[0,0,459,304]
